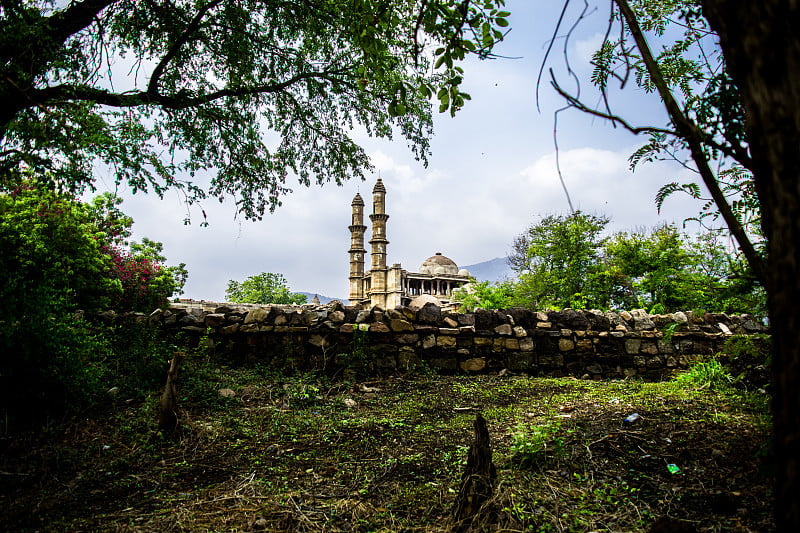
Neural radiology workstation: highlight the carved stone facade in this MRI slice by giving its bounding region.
[348,179,471,308]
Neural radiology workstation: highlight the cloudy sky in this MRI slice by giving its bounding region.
[92,1,704,302]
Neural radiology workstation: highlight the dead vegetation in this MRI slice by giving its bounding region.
[0,363,773,532]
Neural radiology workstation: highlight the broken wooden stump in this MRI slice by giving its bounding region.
[451,412,497,532]
[158,351,185,433]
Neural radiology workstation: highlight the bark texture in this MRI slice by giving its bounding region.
[451,413,497,532]
[703,1,800,529]
[158,351,185,433]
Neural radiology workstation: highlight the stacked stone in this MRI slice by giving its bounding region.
[130,300,769,379]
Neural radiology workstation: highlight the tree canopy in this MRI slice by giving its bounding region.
[225,272,306,305]
[0,0,508,219]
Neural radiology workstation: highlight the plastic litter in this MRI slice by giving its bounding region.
[667,464,681,474]
[623,413,641,424]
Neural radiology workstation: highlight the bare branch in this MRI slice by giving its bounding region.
[550,73,676,136]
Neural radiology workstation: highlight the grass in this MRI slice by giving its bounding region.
[0,359,773,532]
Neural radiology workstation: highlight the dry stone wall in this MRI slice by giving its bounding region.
[114,300,768,379]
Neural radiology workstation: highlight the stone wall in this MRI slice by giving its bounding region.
[112,300,769,379]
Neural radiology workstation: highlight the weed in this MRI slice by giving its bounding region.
[510,419,564,466]
[675,358,734,390]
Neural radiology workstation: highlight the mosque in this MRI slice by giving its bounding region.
[348,178,472,308]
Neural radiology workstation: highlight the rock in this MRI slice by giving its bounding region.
[343,398,358,409]
[460,358,486,372]
[205,313,226,327]
[389,318,414,332]
[219,388,236,398]
[416,301,442,324]
[244,307,270,324]
[494,324,512,336]
[355,309,372,323]
[408,294,442,310]
[630,309,656,331]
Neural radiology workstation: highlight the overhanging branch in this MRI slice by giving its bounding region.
[614,0,766,284]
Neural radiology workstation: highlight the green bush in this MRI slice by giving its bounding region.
[0,284,106,429]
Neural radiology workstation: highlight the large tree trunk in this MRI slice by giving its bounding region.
[703,2,800,530]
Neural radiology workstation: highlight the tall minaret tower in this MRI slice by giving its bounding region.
[348,193,367,304]
[368,178,390,307]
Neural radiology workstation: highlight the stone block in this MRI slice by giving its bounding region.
[536,321,552,329]
[396,333,419,344]
[398,347,421,369]
[519,338,535,351]
[244,307,269,324]
[494,324,513,336]
[389,319,414,332]
[205,313,226,327]
[505,338,520,350]
[625,339,642,354]
[422,334,436,349]
[474,337,493,346]
[219,323,240,335]
[329,310,345,323]
[443,317,459,328]
[558,338,574,352]
[369,322,390,333]
[513,326,528,337]
[439,327,460,335]
[641,341,659,355]
[460,358,486,372]
[437,336,457,348]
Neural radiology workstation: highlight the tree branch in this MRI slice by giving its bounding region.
[32,66,354,110]
[551,74,676,136]
[614,0,766,285]
[147,0,224,98]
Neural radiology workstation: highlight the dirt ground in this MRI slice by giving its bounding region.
[0,368,773,532]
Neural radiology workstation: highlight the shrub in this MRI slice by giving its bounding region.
[675,358,734,390]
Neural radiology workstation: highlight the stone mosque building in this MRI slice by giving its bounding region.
[348,178,472,308]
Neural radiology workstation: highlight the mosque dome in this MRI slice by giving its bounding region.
[419,252,459,275]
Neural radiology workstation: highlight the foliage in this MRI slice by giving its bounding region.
[0,0,509,219]
[0,180,121,310]
[225,272,306,305]
[507,212,613,310]
[106,238,188,312]
[675,358,734,391]
[0,283,106,427]
[452,279,515,311]
[0,180,186,312]
[549,0,766,284]
[510,419,563,467]
[503,212,765,314]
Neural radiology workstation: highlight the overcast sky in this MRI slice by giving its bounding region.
[91,1,704,302]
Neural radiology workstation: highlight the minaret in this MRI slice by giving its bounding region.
[348,193,367,304]
[369,178,390,307]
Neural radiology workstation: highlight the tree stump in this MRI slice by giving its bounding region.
[158,351,185,433]
[451,413,497,532]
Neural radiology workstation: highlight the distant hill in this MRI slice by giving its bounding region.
[298,292,345,305]
[461,257,514,283]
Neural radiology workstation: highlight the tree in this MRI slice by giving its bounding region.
[0,0,509,219]
[700,3,800,528]
[507,212,614,309]
[546,0,799,526]
[225,272,307,305]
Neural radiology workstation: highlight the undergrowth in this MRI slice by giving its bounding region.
[0,365,773,532]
